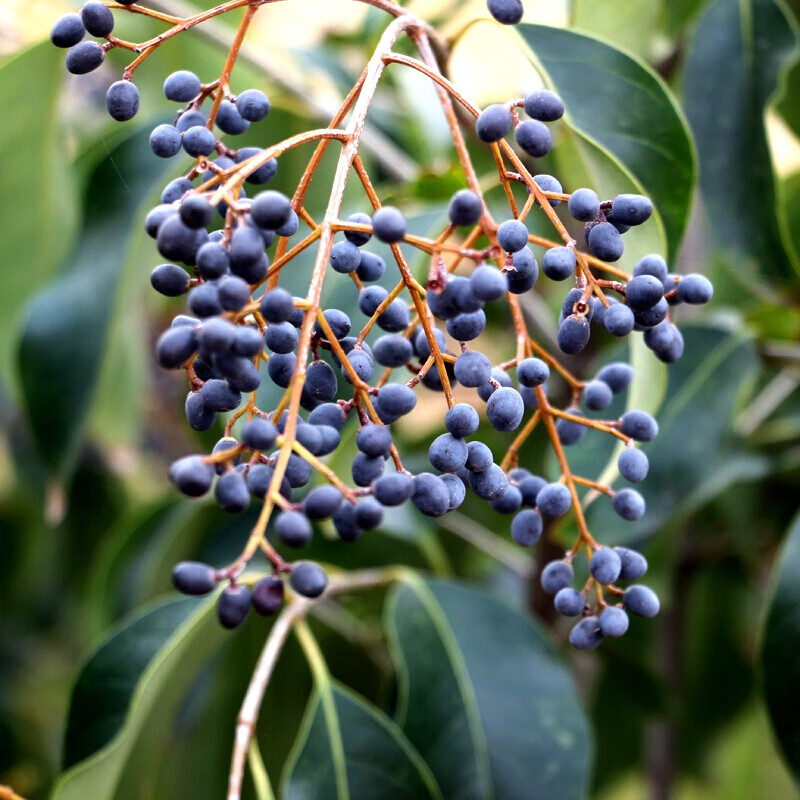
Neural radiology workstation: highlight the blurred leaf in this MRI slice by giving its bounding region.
[780,171,800,266]
[517,24,696,259]
[86,498,197,632]
[53,595,222,800]
[283,679,441,800]
[761,508,800,783]
[683,0,800,279]
[18,128,171,480]
[663,0,712,35]
[679,560,755,773]
[0,42,79,396]
[570,0,662,60]
[385,578,591,800]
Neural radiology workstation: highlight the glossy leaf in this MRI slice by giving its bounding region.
[283,680,441,800]
[683,0,800,279]
[0,42,79,394]
[761,509,800,782]
[54,596,222,800]
[385,578,591,800]
[18,128,172,479]
[517,24,696,259]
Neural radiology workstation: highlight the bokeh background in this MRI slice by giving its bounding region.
[3,0,800,798]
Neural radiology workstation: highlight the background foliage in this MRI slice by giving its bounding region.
[3,0,800,798]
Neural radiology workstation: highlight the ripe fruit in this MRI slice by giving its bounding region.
[290,562,328,598]
[524,89,565,122]
[487,0,524,25]
[105,80,140,121]
[252,576,285,615]
[449,189,483,226]
[172,562,216,595]
[476,104,513,142]
[372,206,407,243]
[218,585,252,629]
[51,14,85,47]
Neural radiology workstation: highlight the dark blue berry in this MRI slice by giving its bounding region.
[514,119,552,158]
[487,0,523,24]
[587,222,624,262]
[169,456,214,497]
[449,189,483,226]
[537,483,571,517]
[66,41,104,74]
[497,219,529,253]
[372,206,406,243]
[330,240,361,273]
[51,13,85,47]
[677,274,713,304]
[554,588,585,616]
[252,576,284,616]
[597,362,633,394]
[445,403,479,437]
[183,125,217,157]
[590,548,622,585]
[623,585,660,617]
[603,303,635,336]
[150,124,182,158]
[218,585,251,629]
[524,89,564,122]
[373,473,412,506]
[541,560,573,594]
[237,89,270,121]
[511,509,543,546]
[172,561,216,595]
[583,380,613,411]
[164,70,201,102]
[468,463,508,500]
[568,188,600,222]
[569,617,603,650]
[260,288,294,323]
[476,104,513,142]
[618,448,648,483]
[290,562,328,598]
[612,488,646,520]
[106,80,139,122]
[411,473,451,517]
[156,325,197,369]
[557,315,590,355]
[620,410,658,442]
[429,433,468,473]
[616,547,648,580]
[470,265,506,301]
[626,274,663,311]
[216,471,250,512]
[611,194,652,226]
[356,251,385,282]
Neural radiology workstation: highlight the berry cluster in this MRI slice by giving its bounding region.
[50,0,712,646]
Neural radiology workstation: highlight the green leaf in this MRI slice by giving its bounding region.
[18,128,172,479]
[283,623,441,800]
[761,509,800,783]
[517,24,696,259]
[570,0,662,61]
[0,42,80,395]
[53,595,222,800]
[385,578,591,800]
[682,0,800,279]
